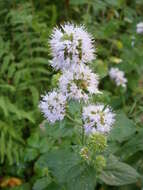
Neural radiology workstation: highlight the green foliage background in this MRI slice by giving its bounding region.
[0,0,143,189]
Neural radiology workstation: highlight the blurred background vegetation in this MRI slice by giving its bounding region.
[0,0,143,189]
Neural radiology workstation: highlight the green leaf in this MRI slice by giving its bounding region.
[33,176,51,190]
[0,84,16,92]
[68,100,82,117]
[32,57,49,65]
[36,149,96,189]
[92,60,108,78]
[27,133,50,153]
[99,155,140,186]
[7,137,13,165]
[109,113,136,142]
[38,138,50,154]
[119,129,143,160]
[0,96,9,117]
[67,166,96,190]
[45,119,76,139]
[8,101,35,123]
[29,86,39,106]
[1,55,11,74]
[24,148,39,162]
[27,133,40,148]
[8,64,16,78]
[35,149,81,184]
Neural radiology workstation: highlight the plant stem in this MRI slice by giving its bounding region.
[82,122,84,145]
[66,114,82,126]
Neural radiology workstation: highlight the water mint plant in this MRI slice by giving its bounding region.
[38,23,117,187]
[37,24,140,189]
[36,23,141,189]
[0,1,142,190]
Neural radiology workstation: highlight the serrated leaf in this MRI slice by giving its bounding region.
[0,84,16,92]
[67,166,96,190]
[8,64,16,78]
[32,57,48,65]
[45,120,76,139]
[35,149,81,184]
[27,133,49,155]
[99,155,140,186]
[1,55,11,74]
[27,133,39,148]
[109,113,136,142]
[68,100,82,117]
[7,137,13,165]
[20,111,35,123]
[0,96,9,117]
[29,86,39,106]
[13,146,20,164]
[31,47,48,54]
[119,129,143,160]
[33,176,51,190]
[24,148,38,162]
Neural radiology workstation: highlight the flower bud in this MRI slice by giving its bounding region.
[80,147,89,161]
[94,155,106,172]
[87,133,107,153]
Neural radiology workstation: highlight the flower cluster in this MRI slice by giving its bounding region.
[109,67,127,88]
[80,147,89,161]
[94,155,106,172]
[59,65,100,102]
[39,91,66,123]
[87,133,107,153]
[82,104,115,135]
[39,23,100,124]
[136,22,143,34]
[39,23,116,136]
[80,133,107,168]
[50,23,95,70]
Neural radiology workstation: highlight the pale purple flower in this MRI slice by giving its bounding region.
[136,22,143,34]
[50,23,95,70]
[82,104,115,135]
[59,65,100,102]
[39,90,66,123]
[109,67,127,88]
